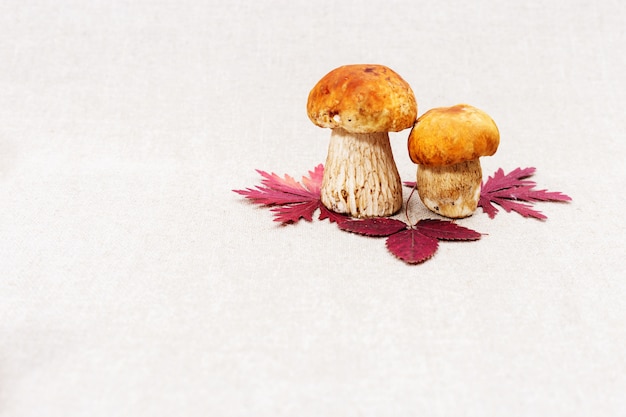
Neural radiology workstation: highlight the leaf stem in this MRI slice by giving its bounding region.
[405,184,418,228]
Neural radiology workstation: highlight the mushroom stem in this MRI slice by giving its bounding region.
[417,159,482,218]
[321,128,402,218]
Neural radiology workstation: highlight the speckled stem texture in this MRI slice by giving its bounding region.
[321,128,403,218]
[417,159,482,218]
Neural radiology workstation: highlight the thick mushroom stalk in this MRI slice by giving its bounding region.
[321,128,402,218]
[417,159,482,219]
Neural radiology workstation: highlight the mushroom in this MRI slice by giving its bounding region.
[407,104,500,218]
[307,64,417,218]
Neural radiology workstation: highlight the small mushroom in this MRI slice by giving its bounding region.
[407,104,500,218]
[307,64,417,218]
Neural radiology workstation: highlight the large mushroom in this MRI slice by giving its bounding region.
[407,104,500,218]
[307,64,417,218]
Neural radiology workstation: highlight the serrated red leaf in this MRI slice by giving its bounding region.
[414,219,482,241]
[234,165,325,224]
[338,218,407,237]
[234,170,318,205]
[386,229,439,264]
[478,167,571,219]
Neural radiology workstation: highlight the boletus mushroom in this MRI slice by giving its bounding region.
[307,64,417,218]
[407,104,500,218]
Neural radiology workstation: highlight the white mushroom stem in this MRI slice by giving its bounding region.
[321,128,402,218]
[417,159,482,219]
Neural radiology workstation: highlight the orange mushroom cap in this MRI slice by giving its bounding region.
[307,64,417,134]
[408,104,500,166]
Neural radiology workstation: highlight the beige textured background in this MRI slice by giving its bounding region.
[1,0,625,416]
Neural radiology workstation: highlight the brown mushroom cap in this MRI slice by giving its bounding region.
[408,104,500,166]
[307,64,417,134]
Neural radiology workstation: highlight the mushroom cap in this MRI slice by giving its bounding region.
[307,64,417,134]
[407,104,500,166]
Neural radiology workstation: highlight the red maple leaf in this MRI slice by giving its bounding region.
[478,167,572,219]
[233,164,347,224]
[339,218,481,264]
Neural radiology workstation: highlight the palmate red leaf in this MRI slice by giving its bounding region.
[385,219,480,264]
[386,229,439,264]
[338,217,481,264]
[478,167,572,219]
[234,165,322,205]
[233,164,326,224]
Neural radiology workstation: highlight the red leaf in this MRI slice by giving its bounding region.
[338,218,407,237]
[233,164,325,224]
[478,167,571,219]
[234,169,319,205]
[414,219,482,241]
[386,229,439,264]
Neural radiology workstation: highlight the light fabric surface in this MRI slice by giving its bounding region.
[1,0,625,416]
